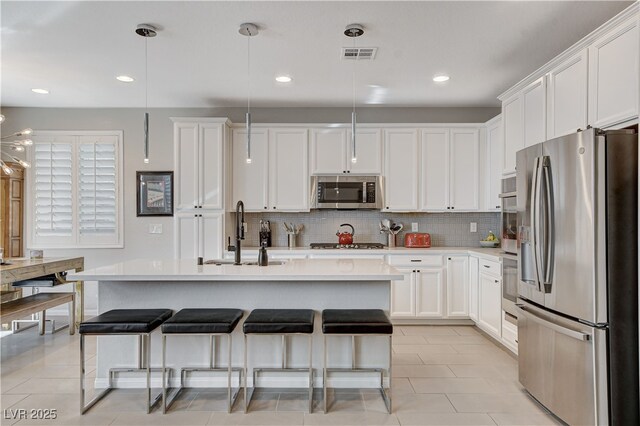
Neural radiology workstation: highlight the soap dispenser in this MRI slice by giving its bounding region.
[258,241,269,266]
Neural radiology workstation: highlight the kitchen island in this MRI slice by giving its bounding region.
[68,258,402,390]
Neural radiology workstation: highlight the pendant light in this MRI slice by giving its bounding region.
[239,23,258,164]
[136,23,158,164]
[345,24,364,164]
[1,115,33,172]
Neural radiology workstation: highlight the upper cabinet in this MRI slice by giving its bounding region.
[522,77,546,148]
[502,94,523,175]
[232,127,309,212]
[384,128,419,211]
[500,5,639,176]
[420,128,479,212]
[486,116,503,211]
[547,50,588,139]
[588,15,639,128]
[310,127,382,175]
[173,119,227,211]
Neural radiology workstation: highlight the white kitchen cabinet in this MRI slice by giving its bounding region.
[588,15,639,128]
[485,116,503,211]
[310,127,382,175]
[478,272,502,339]
[420,128,449,211]
[415,268,445,318]
[390,268,416,318]
[468,256,479,322]
[232,128,269,211]
[174,120,227,211]
[547,50,588,138]
[522,77,546,148]
[449,129,479,211]
[445,255,469,318]
[232,127,308,212]
[268,128,309,211]
[174,211,223,260]
[384,129,419,211]
[502,94,523,175]
[348,128,383,174]
[420,128,479,212]
[310,128,347,174]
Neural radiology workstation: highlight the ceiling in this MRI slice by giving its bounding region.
[1,1,632,108]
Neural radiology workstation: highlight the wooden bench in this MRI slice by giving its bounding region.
[0,293,75,335]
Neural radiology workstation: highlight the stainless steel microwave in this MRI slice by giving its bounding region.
[310,175,383,209]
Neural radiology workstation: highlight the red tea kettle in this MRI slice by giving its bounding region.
[336,223,355,245]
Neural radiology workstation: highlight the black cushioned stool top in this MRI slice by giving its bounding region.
[162,308,243,334]
[79,309,173,334]
[322,309,393,335]
[243,309,315,334]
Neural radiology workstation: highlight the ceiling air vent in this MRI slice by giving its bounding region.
[341,47,377,60]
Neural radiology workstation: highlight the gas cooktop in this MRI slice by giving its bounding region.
[310,243,385,250]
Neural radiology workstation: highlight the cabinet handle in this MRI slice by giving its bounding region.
[447,207,450,210]
[264,206,267,209]
[496,205,500,209]
[484,265,490,268]
[495,280,499,283]
[343,170,346,174]
[273,206,276,210]
[451,206,455,210]
[194,214,197,217]
[448,257,451,260]
[410,259,422,262]
[386,206,389,209]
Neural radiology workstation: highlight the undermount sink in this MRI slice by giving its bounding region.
[204,259,287,266]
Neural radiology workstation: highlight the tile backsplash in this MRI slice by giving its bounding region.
[227,210,500,248]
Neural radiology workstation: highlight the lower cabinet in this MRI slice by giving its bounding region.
[390,268,416,318]
[468,256,479,322]
[445,255,469,318]
[415,268,445,318]
[478,271,502,338]
[174,212,224,260]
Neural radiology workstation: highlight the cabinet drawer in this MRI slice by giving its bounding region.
[387,255,442,267]
[479,259,501,276]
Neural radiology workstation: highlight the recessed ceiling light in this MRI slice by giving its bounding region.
[275,75,292,83]
[116,75,135,83]
[433,75,450,83]
[31,88,49,94]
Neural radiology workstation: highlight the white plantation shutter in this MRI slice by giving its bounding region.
[29,131,123,248]
[33,142,73,239]
[78,139,117,238]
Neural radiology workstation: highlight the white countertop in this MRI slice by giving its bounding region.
[67,258,404,282]
[232,246,504,261]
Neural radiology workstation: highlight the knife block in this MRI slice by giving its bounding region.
[259,231,271,247]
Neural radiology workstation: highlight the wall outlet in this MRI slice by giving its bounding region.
[149,224,163,234]
[411,222,418,232]
[470,222,477,233]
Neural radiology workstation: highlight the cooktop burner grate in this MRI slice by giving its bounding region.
[310,243,385,249]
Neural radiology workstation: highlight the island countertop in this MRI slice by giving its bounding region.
[67,258,403,282]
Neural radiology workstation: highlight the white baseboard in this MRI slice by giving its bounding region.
[94,372,389,390]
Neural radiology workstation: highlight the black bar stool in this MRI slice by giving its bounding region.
[322,309,393,413]
[243,309,315,413]
[161,308,244,413]
[79,308,173,414]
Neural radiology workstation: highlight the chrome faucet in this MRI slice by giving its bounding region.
[234,201,245,265]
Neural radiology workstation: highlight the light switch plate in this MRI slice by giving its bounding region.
[470,222,477,233]
[149,224,163,234]
[411,223,418,232]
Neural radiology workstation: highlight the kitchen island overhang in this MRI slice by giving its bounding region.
[68,258,402,390]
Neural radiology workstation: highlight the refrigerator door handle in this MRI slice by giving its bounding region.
[516,304,591,341]
[531,157,543,291]
[541,157,555,288]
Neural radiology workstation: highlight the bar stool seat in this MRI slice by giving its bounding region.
[243,309,314,334]
[79,309,172,334]
[322,309,393,414]
[322,309,393,335]
[243,309,315,413]
[79,308,173,415]
[161,308,244,414]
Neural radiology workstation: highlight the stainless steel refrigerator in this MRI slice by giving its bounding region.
[516,128,639,425]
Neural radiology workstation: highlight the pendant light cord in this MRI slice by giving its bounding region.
[352,30,356,115]
[247,33,251,114]
[145,36,148,112]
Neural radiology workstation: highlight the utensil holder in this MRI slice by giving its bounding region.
[288,234,297,248]
[387,233,396,248]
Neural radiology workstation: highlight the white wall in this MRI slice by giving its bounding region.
[2,106,499,314]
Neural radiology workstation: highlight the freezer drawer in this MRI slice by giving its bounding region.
[517,302,608,426]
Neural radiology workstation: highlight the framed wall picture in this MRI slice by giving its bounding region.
[137,171,173,216]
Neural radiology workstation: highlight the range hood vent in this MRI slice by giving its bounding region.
[341,47,377,60]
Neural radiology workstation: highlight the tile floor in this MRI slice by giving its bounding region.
[1,322,562,425]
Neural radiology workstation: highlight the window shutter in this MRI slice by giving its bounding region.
[78,140,117,236]
[33,142,73,237]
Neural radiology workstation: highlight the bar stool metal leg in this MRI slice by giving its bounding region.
[308,334,313,413]
[80,334,113,414]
